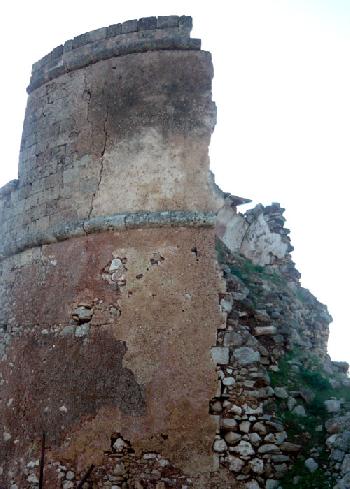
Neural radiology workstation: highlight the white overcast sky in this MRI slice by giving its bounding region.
[0,1,349,363]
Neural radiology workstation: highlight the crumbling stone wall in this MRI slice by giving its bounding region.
[0,17,226,489]
[216,199,300,283]
[1,15,347,489]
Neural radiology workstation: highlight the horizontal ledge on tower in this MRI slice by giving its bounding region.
[0,210,216,261]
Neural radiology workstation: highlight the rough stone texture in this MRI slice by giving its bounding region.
[210,238,337,488]
[0,17,228,489]
[216,199,300,282]
[1,14,349,489]
[28,16,197,93]
[0,27,221,259]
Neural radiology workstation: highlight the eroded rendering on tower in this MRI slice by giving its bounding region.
[1,15,349,489]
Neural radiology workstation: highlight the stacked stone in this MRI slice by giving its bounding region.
[210,242,334,488]
[23,436,194,488]
[323,363,350,489]
[216,200,302,283]
[259,203,300,283]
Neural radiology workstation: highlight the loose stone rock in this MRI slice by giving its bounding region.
[252,422,267,436]
[258,444,280,454]
[266,480,279,489]
[232,441,255,457]
[211,346,230,365]
[223,376,235,386]
[292,405,306,417]
[233,347,260,365]
[225,432,242,444]
[250,457,264,474]
[304,457,318,473]
[274,387,288,399]
[245,480,260,489]
[213,438,227,453]
[240,421,251,433]
[287,397,297,411]
[228,456,244,472]
[324,399,341,413]
[221,418,237,430]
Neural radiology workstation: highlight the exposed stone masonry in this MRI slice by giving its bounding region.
[1,15,349,489]
[209,236,332,488]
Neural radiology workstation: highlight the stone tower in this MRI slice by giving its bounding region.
[0,16,226,488]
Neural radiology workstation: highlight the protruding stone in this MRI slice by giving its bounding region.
[27,474,39,484]
[228,456,244,472]
[233,347,260,365]
[324,399,341,413]
[245,480,260,489]
[274,387,288,399]
[223,376,235,386]
[258,444,280,454]
[213,438,227,453]
[230,404,243,416]
[225,432,242,445]
[72,306,93,323]
[250,457,264,474]
[292,405,306,417]
[121,19,138,33]
[240,421,251,433]
[287,397,297,411]
[252,422,266,436]
[3,432,11,442]
[221,418,237,430]
[266,480,279,489]
[211,346,230,365]
[254,326,277,336]
[232,440,255,457]
[305,457,318,473]
[280,442,302,452]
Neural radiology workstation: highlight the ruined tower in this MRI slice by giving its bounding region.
[0,16,226,488]
[2,14,349,489]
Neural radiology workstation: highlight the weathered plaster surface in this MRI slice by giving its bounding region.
[0,49,221,259]
[0,16,228,488]
[0,227,222,486]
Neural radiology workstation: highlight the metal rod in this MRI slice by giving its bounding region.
[38,432,46,489]
[77,464,95,489]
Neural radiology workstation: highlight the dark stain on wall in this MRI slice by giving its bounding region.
[1,330,145,459]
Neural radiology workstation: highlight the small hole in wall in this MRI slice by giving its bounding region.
[150,252,165,266]
[161,433,168,440]
[191,246,199,261]
[136,274,143,280]
[128,291,133,297]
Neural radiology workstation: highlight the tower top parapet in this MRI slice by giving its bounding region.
[28,16,199,93]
